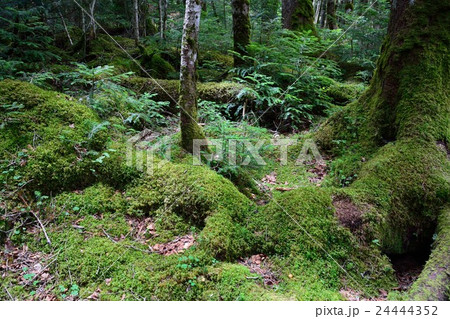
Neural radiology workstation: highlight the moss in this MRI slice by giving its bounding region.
[314,1,450,293]
[409,205,450,300]
[326,81,366,106]
[248,187,396,295]
[200,51,233,68]
[124,160,255,258]
[126,161,253,224]
[86,34,139,72]
[0,80,138,193]
[352,140,448,253]
[205,263,282,300]
[122,77,246,107]
[52,183,127,217]
[139,46,176,78]
[199,210,253,260]
[250,187,353,256]
[290,0,318,36]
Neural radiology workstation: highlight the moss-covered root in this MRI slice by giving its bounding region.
[409,206,450,301]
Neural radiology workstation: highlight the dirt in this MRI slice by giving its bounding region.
[151,234,195,256]
[333,198,364,235]
[1,242,57,300]
[126,216,157,244]
[307,160,327,186]
[239,254,280,286]
[389,253,426,291]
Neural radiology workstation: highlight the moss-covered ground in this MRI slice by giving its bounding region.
[2,1,449,299]
[0,80,400,301]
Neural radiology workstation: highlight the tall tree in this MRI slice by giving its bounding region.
[317,0,449,299]
[231,0,251,66]
[282,0,317,34]
[159,0,168,39]
[133,0,140,43]
[179,0,206,152]
[326,0,337,29]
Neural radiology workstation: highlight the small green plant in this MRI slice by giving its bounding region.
[69,284,80,297]
[0,102,24,129]
[177,255,201,270]
[34,191,49,207]
[70,63,133,100]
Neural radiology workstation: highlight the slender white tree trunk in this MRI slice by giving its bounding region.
[179,0,206,152]
[133,0,140,42]
[89,0,97,38]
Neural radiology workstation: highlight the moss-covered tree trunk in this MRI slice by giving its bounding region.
[326,0,337,29]
[232,0,251,67]
[179,0,206,153]
[315,0,449,299]
[282,0,317,34]
[409,205,450,300]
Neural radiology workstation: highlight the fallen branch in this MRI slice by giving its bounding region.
[30,211,52,246]
[3,286,14,300]
[102,228,117,243]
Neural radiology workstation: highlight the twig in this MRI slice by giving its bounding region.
[102,228,117,243]
[30,211,52,246]
[246,276,260,280]
[124,244,153,254]
[4,286,14,300]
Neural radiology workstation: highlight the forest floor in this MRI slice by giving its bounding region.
[0,34,433,301]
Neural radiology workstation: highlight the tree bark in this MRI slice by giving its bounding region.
[88,0,96,39]
[326,0,337,29]
[410,205,450,300]
[282,0,317,35]
[159,0,168,40]
[179,0,206,153]
[231,0,251,67]
[133,0,140,43]
[315,0,449,298]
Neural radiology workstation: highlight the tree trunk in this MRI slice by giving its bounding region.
[282,0,317,35]
[88,0,96,39]
[58,7,73,45]
[231,0,251,67]
[159,0,168,40]
[410,205,450,300]
[179,0,206,153]
[326,0,337,29]
[133,0,140,43]
[316,0,449,298]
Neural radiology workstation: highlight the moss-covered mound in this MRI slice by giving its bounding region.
[123,77,246,106]
[326,81,366,106]
[139,46,176,79]
[0,80,137,192]
[248,187,396,294]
